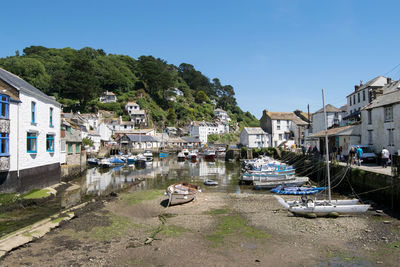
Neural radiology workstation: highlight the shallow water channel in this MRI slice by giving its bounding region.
[74,156,258,196]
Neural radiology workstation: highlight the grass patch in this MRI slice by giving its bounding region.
[90,214,144,241]
[121,190,163,205]
[51,217,67,224]
[0,193,19,204]
[205,214,269,244]
[160,224,187,237]
[387,240,400,250]
[23,189,51,200]
[205,208,229,215]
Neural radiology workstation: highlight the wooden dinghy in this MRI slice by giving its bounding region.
[166,183,199,206]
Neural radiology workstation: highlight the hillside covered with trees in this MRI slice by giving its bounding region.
[0,46,259,129]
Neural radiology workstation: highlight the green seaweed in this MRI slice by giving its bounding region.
[121,190,163,205]
[23,189,51,200]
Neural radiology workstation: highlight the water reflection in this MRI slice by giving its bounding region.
[77,156,256,196]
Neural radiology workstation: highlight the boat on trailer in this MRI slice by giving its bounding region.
[166,183,199,206]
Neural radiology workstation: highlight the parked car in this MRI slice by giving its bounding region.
[348,145,377,163]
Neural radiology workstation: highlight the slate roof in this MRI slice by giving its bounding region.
[347,76,388,97]
[307,125,359,139]
[182,136,201,143]
[126,135,158,142]
[314,104,343,114]
[363,81,400,110]
[0,67,60,106]
[243,127,266,135]
[266,112,308,125]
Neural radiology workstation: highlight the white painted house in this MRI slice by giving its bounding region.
[240,127,270,148]
[311,104,345,134]
[0,68,61,192]
[99,91,117,103]
[260,111,308,148]
[361,80,400,155]
[125,101,147,126]
[345,76,389,121]
[213,108,231,123]
[188,121,228,144]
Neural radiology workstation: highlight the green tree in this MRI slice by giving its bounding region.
[167,107,177,125]
[195,90,209,103]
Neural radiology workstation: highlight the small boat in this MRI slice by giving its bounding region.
[127,155,137,164]
[166,183,199,206]
[87,158,98,165]
[98,158,113,168]
[135,153,146,167]
[109,157,125,164]
[177,152,186,161]
[159,151,169,158]
[204,150,216,161]
[182,149,189,156]
[189,151,197,161]
[204,179,218,186]
[271,186,327,195]
[253,177,309,190]
[143,150,153,162]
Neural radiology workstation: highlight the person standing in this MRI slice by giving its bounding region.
[348,146,356,165]
[381,147,390,168]
[356,146,363,166]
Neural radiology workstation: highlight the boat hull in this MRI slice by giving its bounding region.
[253,177,309,190]
[166,183,198,206]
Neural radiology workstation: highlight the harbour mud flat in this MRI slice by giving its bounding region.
[1,188,400,266]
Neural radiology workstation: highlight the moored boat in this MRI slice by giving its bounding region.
[253,177,309,190]
[166,183,199,206]
[182,149,189,156]
[143,150,153,162]
[189,151,197,161]
[159,151,169,158]
[204,179,218,186]
[135,153,146,167]
[127,155,137,164]
[204,150,216,161]
[177,152,186,161]
[98,158,113,168]
[87,158,98,165]
[109,156,125,164]
[271,185,327,195]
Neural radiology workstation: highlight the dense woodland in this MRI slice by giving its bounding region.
[0,46,259,129]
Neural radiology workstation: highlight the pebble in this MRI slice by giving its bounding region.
[376,210,383,213]
[383,221,390,224]
[365,229,371,233]
[376,261,383,264]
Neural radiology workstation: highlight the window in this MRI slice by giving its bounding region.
[349,97,352,106]
[357,92,360,103]
[368,130,373,145]
[76,143,80,153]
[363,90,366,101]
[27,133,37,153]
[384,106,393,122]
[256,134,260,139]
[277,125,280,130]
[279,134,283,140]
[277,120,280,124]
[0,95,9,119]
[0,133,9,156]
[353,95,356,105]
[46,134,55,152]
[287,120,290,125]
[388,129,394,146]
[367,110,372,124]
[49,108,53,127]
[31,102,36,123]
[68,143,73,154]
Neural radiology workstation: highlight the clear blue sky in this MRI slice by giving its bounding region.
[2,0,400,118]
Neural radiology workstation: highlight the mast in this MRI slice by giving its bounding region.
[322,89,331,202]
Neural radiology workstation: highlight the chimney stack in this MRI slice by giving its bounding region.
[387,77,392,84]
[354,85,360,91]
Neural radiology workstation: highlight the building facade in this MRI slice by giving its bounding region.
[0,68,61,192]
[239,127,270,148]
[99,91,117,103]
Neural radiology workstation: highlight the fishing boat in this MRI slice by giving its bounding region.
[98,158,113,168]
[182,148,189,156]
[159,151,169,158]
[87,158,98,165]
[109,156,125,164]
[253,177,309,190]
[189,151,197,161]
[166,183,199,206]
[177,152,186,161]
[204,150,216,161]
[204,179,218,186]
[143,150,153,162]
[135,153,146,167]
[127,155,137,164]
[275,90,370,216]
[271,185,327,195]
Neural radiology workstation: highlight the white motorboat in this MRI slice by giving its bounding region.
[166,183,199,206]
[177,152,186,161]
[189,151,197,161]
[98,158,113,168]
[204,179,218,186]
[143,150,153,162]
[182,149,189,156]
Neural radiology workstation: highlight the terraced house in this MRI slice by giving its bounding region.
[0,68,61,192]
